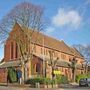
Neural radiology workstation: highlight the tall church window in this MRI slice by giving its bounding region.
[61,54,66,60]
[41,48,43,54]
[34,44,36,53]
[36,63,40,73]
[11,42,13,59]
[15,43,18,58]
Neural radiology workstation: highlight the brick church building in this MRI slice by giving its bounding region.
[0,22,84,83]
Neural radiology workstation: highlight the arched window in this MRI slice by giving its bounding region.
[36,63,40,73]
[15,43,18,58]
[11,42,13,59]
[41,48,43,54]
[34,44,36,53]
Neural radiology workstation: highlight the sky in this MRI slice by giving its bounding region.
[0,0,90,60]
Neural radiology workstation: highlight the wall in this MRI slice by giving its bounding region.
[0,68,7,83]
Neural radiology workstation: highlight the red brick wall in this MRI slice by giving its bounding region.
[0,68,7,83]
[31,55,43,76]
[4,40,18,62]
[4,23,22,62]
[2,22,84,81]
[4,40,11,62]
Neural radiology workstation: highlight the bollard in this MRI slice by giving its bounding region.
[36,82,40,88]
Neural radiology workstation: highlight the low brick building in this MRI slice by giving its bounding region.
[0,22,85,83]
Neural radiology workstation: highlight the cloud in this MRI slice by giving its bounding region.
[52,8,82,28]
[0,55,3,61]
[45,27,55,34]
[85,0,90,4]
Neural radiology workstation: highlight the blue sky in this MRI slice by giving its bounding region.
[0,0,90,60]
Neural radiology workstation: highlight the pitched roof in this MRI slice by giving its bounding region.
[0,60,21,68]
[34,54,70,68]
[70,47,84,59]
[31,32,74,55]
[29,28,84,58]
[10,22,84,59]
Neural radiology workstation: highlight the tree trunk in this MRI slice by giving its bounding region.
[72,69,76,82]
[28,60,31,78]
[21,64,25,84]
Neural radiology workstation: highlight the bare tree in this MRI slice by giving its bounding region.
[0,2,44,42]
[49,51,59,80]
[73,44,90,62]
[69,57,77,82]
[0,2,45,82]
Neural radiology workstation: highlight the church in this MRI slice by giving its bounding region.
[0,22,84,83]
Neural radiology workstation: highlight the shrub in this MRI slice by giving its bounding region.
[87,72,90,78]
[44,78,51,85]
[25,75,69,85]
[8,67,17,83]
[56,75,69,84]
[25,77,45,85]
[51,79,56,85]
[75,74,88,83]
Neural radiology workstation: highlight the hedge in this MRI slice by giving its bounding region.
[25,75,69,85]
[25,77,45,85]
[56,75,69,84]
[8,67,17,83]
[75,73,90,83]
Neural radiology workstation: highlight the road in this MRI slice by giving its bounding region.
[0,86,90,90]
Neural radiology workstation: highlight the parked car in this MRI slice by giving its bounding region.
[79,78,90,87]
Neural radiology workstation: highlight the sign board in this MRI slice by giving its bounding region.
[53,70,61,74]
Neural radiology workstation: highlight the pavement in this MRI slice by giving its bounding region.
[0,83,90,90]
[70,82,79,85]
[0,82,79,88]
[58,83,78,88]
[0,83,30,88]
